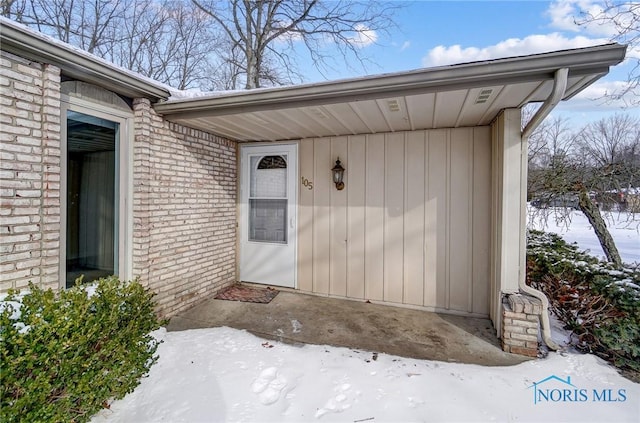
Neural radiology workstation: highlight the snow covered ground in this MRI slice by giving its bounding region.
[88,209,639,422]
[91,327,638,422]
[527,209,639,265]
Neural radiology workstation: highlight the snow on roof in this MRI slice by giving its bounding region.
[0,17,174,97]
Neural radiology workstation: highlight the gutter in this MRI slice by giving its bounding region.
[519,68,569,351]
[0,17,170,101]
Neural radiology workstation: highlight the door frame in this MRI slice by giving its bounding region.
[238,142,298,288]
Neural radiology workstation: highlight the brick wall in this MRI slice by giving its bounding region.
[0,51,61,291]
[501,294,541,357]
[132,99,237,317]
[1,51,237,318]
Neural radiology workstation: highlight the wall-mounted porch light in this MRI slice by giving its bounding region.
[332,158,345,190]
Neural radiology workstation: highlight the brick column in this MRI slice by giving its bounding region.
[40,64,61,289]
[501,294,542,357]
[131,98,152,288]
[0,51,61,291]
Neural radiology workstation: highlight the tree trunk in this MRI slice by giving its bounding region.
[577,189,623,268]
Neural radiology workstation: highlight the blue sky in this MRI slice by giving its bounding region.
[298,0,639,126]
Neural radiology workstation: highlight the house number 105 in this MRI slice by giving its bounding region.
[301,176,313,190]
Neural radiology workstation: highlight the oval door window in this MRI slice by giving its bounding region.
[249,155,288,243]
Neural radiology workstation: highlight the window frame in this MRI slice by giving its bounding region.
[59,94,134,288]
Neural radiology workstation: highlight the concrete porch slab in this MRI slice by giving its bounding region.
[167,290,529,367]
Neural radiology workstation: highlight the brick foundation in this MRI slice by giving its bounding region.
[501,294,542,357]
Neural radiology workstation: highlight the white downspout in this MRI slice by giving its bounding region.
[519,67,569,351]
[522,68,569,139]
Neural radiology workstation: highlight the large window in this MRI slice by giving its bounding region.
[60,85,132,289]
[65,111,119,288]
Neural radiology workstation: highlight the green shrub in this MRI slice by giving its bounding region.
[526,230,640,379]
[0,277,162,423]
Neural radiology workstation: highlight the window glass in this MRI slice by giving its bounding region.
[66,111,118,287]
[249,155,287,243]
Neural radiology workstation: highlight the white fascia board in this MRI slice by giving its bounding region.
[155,43,626,118]
[0,17,171,101]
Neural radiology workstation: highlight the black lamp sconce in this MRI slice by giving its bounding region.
[332,158,345,190]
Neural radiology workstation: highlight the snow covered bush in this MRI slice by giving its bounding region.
[0,277,162,423]
[526,230,640,380]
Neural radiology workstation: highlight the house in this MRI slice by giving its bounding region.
[0,17,627,356]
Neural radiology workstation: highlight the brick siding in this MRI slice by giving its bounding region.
[501,294,542,357]
[132,99,237,317]
[0,51,61,291]
[1,52,237,318]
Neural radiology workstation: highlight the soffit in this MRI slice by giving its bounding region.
[160,75,594,142]
[162,76,587,141]
[156,44,626,142]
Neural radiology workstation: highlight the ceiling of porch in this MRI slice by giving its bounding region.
[160,78,586,142]
[154,44,626,142]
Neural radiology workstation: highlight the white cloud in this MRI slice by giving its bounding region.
[627,45,640,62]
[400,41,411,52]
[274,22,378,48]
[546,0,583,32]
[557,80,639,112]
[349,24,378,48]
[422,33,608,67]
[575,80,629,100]
[546,0,630,38]
[271,19,303,43]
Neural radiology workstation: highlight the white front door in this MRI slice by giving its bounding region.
[240,144,297,288]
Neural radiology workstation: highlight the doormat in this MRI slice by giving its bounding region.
[214,285,279,304]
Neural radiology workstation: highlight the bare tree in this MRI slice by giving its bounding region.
[575,114,640,209]
[576,113,639,170]
[576,1,640,105]
[103,0,169,76]
[5,0,126,54]
[1,0,28,20]
[165,3,219,90]
[107,1,220,90]
[525,109,577,200]
[5,0,399,90]
[528,116,576,169]
[2,0,221,90]
[527,113,640,268]
[192,0,399,89]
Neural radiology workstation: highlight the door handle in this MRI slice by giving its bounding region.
[290,217,294,229]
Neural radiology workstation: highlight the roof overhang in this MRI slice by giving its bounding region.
[0,17,170,101]
[0,16,627,141]
[156,44,626,142]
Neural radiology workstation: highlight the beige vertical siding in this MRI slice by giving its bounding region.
[330,137,348,297]
[403,131,425,306]
[346,136,366,299]
[384,133,404,304]
[312,139,331,294]
[426,130,447,309]
[364,135,385,301]
[297,140,314,292]
[489,109,524,328]
[472,131,492,315]
[297,127,492,316]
